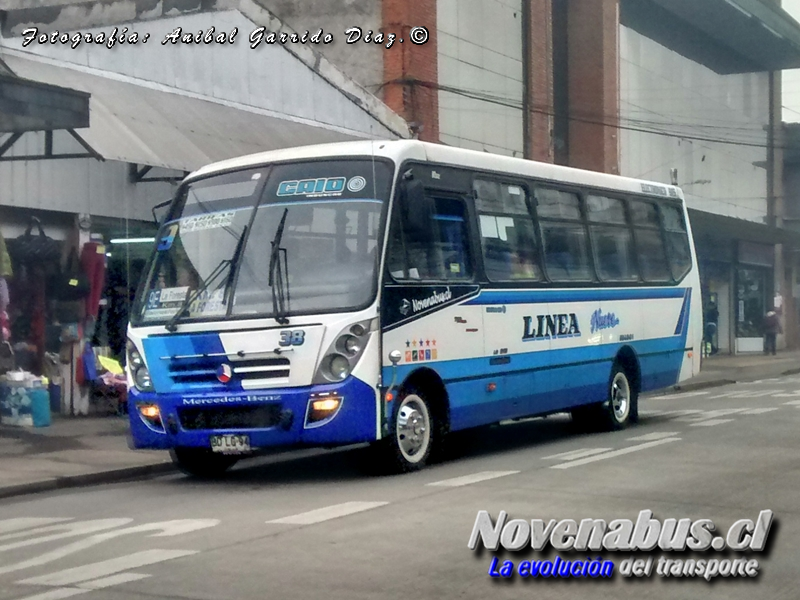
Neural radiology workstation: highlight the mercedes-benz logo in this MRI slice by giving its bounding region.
[217,363,233,383]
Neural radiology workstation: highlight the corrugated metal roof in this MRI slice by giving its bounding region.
[2,55,375,172]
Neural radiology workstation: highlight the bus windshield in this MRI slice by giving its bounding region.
[134,159,393,325]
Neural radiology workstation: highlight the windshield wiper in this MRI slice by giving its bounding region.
[164,226,248,333]
[268,208,290,325]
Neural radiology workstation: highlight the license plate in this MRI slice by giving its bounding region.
[210,434,251,454]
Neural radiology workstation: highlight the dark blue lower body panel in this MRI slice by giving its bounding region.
[384,338,686,433]
[128,376,377,451]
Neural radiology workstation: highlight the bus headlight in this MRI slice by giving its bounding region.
[313,318,376,384]
[337,334,361,357]
[321,354,351,381]
[127,340,154,392]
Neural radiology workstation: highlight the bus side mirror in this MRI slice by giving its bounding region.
[402,179,434,239]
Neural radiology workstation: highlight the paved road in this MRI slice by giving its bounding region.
[1,376,799,600]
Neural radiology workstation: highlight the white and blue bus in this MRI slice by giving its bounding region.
[127,140,702,476]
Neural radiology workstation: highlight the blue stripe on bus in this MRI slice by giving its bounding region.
[383,334,689,431]
[143,333,243,394]
[674,288,692,335]
[463,287,687,305]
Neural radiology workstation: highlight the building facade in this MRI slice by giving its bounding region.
[254,0,800,354]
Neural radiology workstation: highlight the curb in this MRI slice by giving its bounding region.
[0,462,176,501]
[670,379,736,393]
[657,366,800,397]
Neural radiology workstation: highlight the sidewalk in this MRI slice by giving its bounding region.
[0,414,173,500]
[671,349,800,392]
[2,350,800,500]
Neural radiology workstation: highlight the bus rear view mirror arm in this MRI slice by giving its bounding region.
[386,349,403,399]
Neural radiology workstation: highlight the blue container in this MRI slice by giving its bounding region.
[49,383,61,414]
[30,388,51,427]
[0,382,32,426]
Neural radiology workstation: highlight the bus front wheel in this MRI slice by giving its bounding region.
[170,448,239,478]
[368,389,436,474]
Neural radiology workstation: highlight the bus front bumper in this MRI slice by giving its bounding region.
[127,377,378,452]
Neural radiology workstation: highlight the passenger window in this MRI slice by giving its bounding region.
[475,179,541,282]
[661,205,692,280]
[541,223,593,281]
[629,199,671,282]
[536,188,593,282]
[387,196,472,281]
[587,195,637,282]
[536,188,582,220]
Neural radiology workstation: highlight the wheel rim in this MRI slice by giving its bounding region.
[611,372,630,422]
[396,394,431,464]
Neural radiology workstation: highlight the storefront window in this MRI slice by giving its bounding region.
[736,267,767,338]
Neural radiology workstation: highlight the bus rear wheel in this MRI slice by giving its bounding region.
[571,363,637,432]
[170,448,239,478]
[599,364,637,430]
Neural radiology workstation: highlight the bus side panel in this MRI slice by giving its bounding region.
[382,288,693,432]
[638,288,693,393]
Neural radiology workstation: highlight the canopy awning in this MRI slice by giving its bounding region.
[0,54,383,172]
[0,72,89,133]
[689,208,800,247]
[621,0,800,74]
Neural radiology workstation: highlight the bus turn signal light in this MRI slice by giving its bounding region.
[137,403,163,431]
[306,393,343,425]
[312,398,340,412]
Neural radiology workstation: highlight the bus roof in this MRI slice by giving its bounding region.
[187,139,685,201]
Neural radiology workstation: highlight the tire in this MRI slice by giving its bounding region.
[571,362,637,432]
[170,448,239,478]
[367,389,437,474]
[600,363,636,431]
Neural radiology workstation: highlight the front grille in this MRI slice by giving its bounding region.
[178,404,283,430]
[168,357,290,385]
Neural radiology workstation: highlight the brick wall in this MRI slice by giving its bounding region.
[567,0,619,174]
[526,0,554,163]
[382,0,439,142]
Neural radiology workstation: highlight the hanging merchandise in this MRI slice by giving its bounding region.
[0,341,15,374]
[80,239,106,319]
[0,278,8,313]
[0,233,12,279]
[47,249,90,302]
[8,217,61,265]
[0,310,10,342]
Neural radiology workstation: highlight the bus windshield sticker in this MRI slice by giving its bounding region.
[180,210,236,233]
[276,176,368,198]
[187,289,225,316]
[145,287,188,318]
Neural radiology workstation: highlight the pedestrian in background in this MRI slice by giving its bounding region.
[763,309,782,356]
